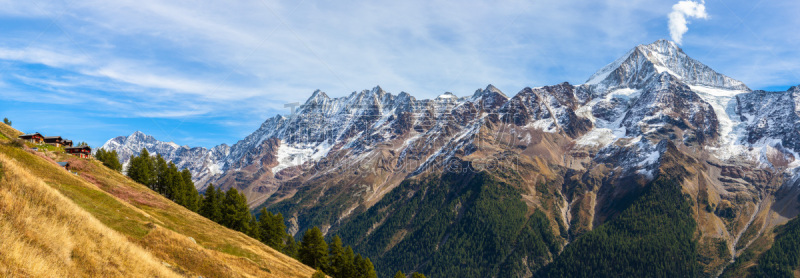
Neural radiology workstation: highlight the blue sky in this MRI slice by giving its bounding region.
[0,0,797,149]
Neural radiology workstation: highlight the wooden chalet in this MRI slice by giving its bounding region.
[63,140,73,147]
[65,145,92,158]
[44,136,64,147]
[18,133,44,144]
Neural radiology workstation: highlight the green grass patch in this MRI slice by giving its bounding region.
[33,143,64,152]
[50,180,151,238]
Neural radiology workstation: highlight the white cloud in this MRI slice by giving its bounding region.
[2,0,796,148]
[3,1,670,97]
[668,0,708,45]
[0,47,88,68]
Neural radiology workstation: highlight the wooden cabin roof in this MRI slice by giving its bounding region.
[65,145,91,151]
[19,132,43,138]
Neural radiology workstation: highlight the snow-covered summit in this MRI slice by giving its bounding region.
[102,40,797,202]
[100,131,229,189]
[587,39,749,91]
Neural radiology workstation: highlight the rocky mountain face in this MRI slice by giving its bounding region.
[103,39,800,277]
[586,39,749,91]
[101,131,230,187]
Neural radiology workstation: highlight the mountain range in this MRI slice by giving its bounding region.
[102,39,800,277]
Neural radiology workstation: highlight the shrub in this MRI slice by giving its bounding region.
[9,139,25,148]
[311,269,326,278]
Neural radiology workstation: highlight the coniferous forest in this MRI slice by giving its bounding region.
[539,177,700,277]
[122,148,379,278]
[750,216,800,277]
[330,171,561,278]
[120,148,800,277]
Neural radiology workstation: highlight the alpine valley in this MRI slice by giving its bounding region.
[103,40,800,277]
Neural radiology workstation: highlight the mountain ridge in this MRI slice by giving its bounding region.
[101,39,800,276]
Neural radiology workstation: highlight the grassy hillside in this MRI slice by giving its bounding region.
[0,151,176,277]
[0,122,315,277]
[0,122,21,139]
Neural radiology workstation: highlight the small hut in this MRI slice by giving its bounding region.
[65,145,92,159]
[18,133,44,144]
[44,136,64,147]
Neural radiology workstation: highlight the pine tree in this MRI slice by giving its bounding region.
[394,271,406,278]
[298,227,328,269]
[325,235,346,277]
[213,186,224,219]
[126,151,139,183]
[257,208,287,250]
[108,150,122,171]
[180,168,200,211]
[221,188,250,232]
[284,234,299,258]
[127,148,154,187]
[154,154,169,194]
[95,148,122,172]
[411,273,426,278]
[200,184,222,222]
[3,117,11,126]
[167,162,184,203]
[353,254,377,278]
[339,246,357,278]
[247,216,261,238]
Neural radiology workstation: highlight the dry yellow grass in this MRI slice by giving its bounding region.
[0,124,316,278]
[0,153,178,277]
[0,122,22,139]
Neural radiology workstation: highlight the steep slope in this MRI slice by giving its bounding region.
[101,39,800,277]
[338,171,562,278]
[0,123,315,278]
[541,145,701,277]
[0,151,176,277]
[736,86,800,154]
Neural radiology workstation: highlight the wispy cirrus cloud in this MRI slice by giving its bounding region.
[0,0,796,148]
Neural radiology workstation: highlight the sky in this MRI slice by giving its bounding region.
[0,0,798,149]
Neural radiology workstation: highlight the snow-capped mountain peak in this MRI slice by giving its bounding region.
[472,84,507,99]
[436,92,458,99]
[102,41,798,216]
[306,89,330,104]
[100,131,229,189]
[586,39,749,91]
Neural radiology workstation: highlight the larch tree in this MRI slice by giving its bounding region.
[298,226,328,269]
[220,188,250,232]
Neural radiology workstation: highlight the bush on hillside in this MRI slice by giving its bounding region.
[8,139,25,148]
